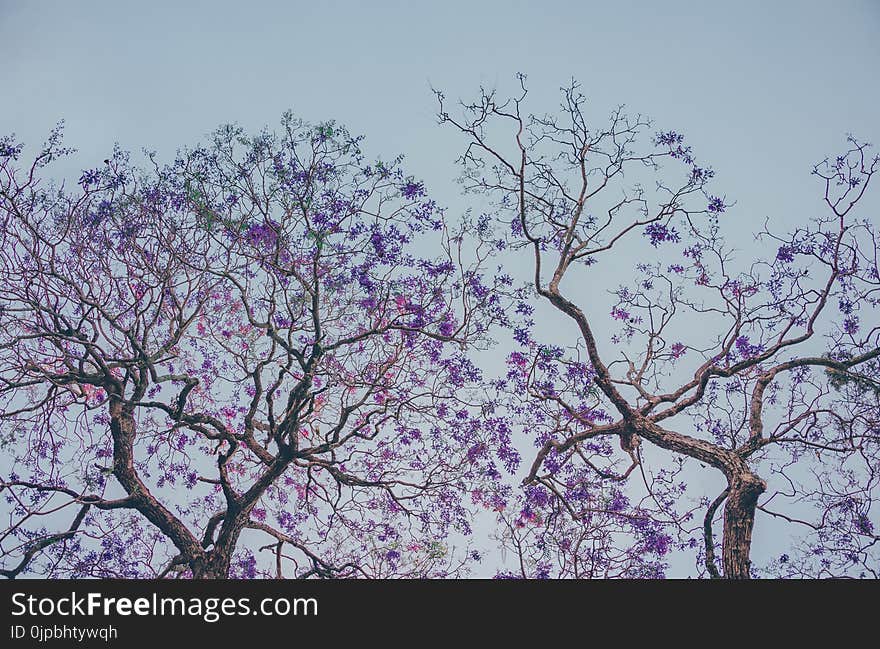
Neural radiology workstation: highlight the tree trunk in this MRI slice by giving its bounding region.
[190,552,232,579]
[721,472,766,579]
[191,566,228,579]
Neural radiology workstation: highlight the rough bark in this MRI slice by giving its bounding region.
[109,398,209,575]
[721,472,766,579]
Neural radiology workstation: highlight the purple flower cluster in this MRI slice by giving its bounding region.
[670,342,686,359]
[734,335,764,359]
[611,306,631,321]
[245,221,279,249]
[0,136,23,159]
[78,168,101,187]
[644,222,681,247]
[400,181,426,200]
[776,246,795,263]
[707,196,726,213]
[654,131,694,164]
[854,514,874,535]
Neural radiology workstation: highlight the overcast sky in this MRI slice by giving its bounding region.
[2,0,878,576]
[2,0,878,214]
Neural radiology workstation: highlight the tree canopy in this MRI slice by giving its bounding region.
[2,79,878,578]
[0,115,515,578]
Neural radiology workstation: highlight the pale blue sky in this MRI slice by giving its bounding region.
[2,0,878,576]
[1,0,878,219]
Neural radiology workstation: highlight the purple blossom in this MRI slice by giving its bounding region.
[854,514,874,535]
[843,316,859,335]
[370,228,387,258]
[654,131,694,164]
[707,196,726,213]
[78,169,101,187]
[235,555,258,579]
[609,491,629,513]
[245,221,279,248]
[513,327,531,345]
[643,531,672,556]
[734,335,763,359]
[644,222,681,247]
[401,181,426,199]
[690,166,714,183]
[776,246,795,263]
[526,485,551,508]
[611,306,631,321]
[0,136,22,159]
[655,131,684,147]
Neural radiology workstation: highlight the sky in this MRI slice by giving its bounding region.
[2,0,878,215]
[1,0,878,576]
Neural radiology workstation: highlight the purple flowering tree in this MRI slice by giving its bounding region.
[0,117,514,578]
[439,76,880,578]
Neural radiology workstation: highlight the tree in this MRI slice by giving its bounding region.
[439,75,880,578]
[0,117,514,578]
[3,83,878,581]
